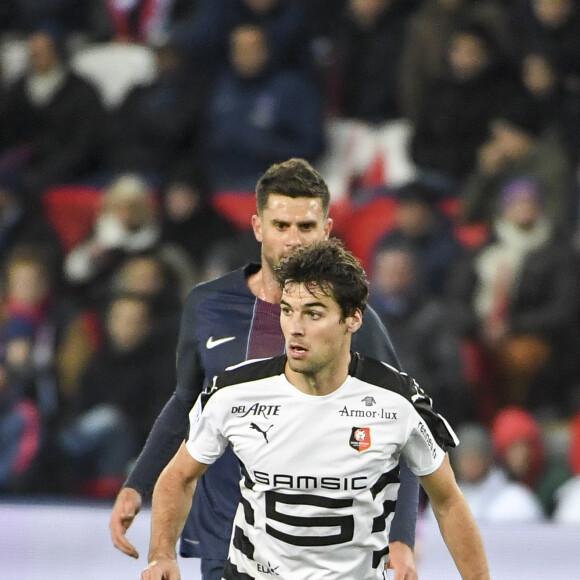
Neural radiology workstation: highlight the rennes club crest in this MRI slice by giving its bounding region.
[350,427,371,452]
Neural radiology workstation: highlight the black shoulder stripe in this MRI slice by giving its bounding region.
[350,353,458,451]
[217,355,286,389]
[349,352,410,397]
[200,356,286,410]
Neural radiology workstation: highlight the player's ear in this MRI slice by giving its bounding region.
[346,309,363,334]
[252,214,263,242]
[323,217,333,239]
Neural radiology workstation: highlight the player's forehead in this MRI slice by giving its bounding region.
[281,281,336,309]
[262,193,325,223]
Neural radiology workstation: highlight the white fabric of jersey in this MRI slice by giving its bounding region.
[186,357,453,580]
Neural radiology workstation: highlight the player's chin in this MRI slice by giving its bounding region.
[287,358,309,372]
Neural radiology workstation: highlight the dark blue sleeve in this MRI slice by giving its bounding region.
[352,305,419,549]
[123,392,191,498]
[124,290,204,497]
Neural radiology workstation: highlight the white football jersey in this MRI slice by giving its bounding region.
[186,353,457,580]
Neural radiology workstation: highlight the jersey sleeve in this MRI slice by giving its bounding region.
[402,378,459,477]
[175,289,206,406]
[185,392,229,465]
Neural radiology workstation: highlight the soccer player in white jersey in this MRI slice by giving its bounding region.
[141,239,490,580]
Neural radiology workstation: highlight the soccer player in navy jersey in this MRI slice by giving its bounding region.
[141,239,489,580]
[111,158,419,579]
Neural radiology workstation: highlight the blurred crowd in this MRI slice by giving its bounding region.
[1,0,580,524]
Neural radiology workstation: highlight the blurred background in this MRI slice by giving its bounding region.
[1,1,580,577]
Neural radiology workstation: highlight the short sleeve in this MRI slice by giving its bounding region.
[401,378,459,476]
[185,393,229,465]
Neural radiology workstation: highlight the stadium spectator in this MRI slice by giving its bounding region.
[409,21,520,191]
[448,421,545,521]
[518,48,580,162]
[326,0,417,122]
[199,24,325,193]
[159,164,238,276]
[169,0,313,79]
[459,95,577,230]
[509,0,580,87]
[447,178,580,416]
[57,292,176,498]
[369,242,470,427]
[0,173,63,274]
[0,244,101,408]
[63,174,195,307]
[491,406,568,515]
[0,319,43,493]
[0,24,105,197]
[398,0,514,123]
[373,181,461,296]
[98,36,207,185]
[108,253,184,340]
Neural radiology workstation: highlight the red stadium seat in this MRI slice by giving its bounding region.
[42,185,102,251]
[337,196,398,272]
[212,190,256,230]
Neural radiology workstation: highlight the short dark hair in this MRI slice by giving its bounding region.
[274,239,368,319]
[255,158,330,217]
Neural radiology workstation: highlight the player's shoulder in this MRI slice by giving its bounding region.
[183,264,257,311]
[187,266,248,300]
[200,356,286,409]
[216,355,286,389]
[349,352,414,401]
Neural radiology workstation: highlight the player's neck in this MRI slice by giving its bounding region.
[285,353,351,397]
[247,262,282,303]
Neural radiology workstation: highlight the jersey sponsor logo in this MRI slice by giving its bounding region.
[250,422,273,442]
[257,561,280,575]
[206,335,236,349]
[350,427,371,452]
[338,405,397,420]
[254,470,368,490]
[232,403,281,418]
[361,396,376,406]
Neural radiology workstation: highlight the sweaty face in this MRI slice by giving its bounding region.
[280,282,359,379]
[252,194,332,273]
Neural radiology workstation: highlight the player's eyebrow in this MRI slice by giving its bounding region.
[302,301,327,310]
[271,218,317,227]
[280,299,328,310]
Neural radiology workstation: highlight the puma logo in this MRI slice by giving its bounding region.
[250,423,273,443]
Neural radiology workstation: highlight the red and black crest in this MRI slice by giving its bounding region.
[350,427,371,452]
